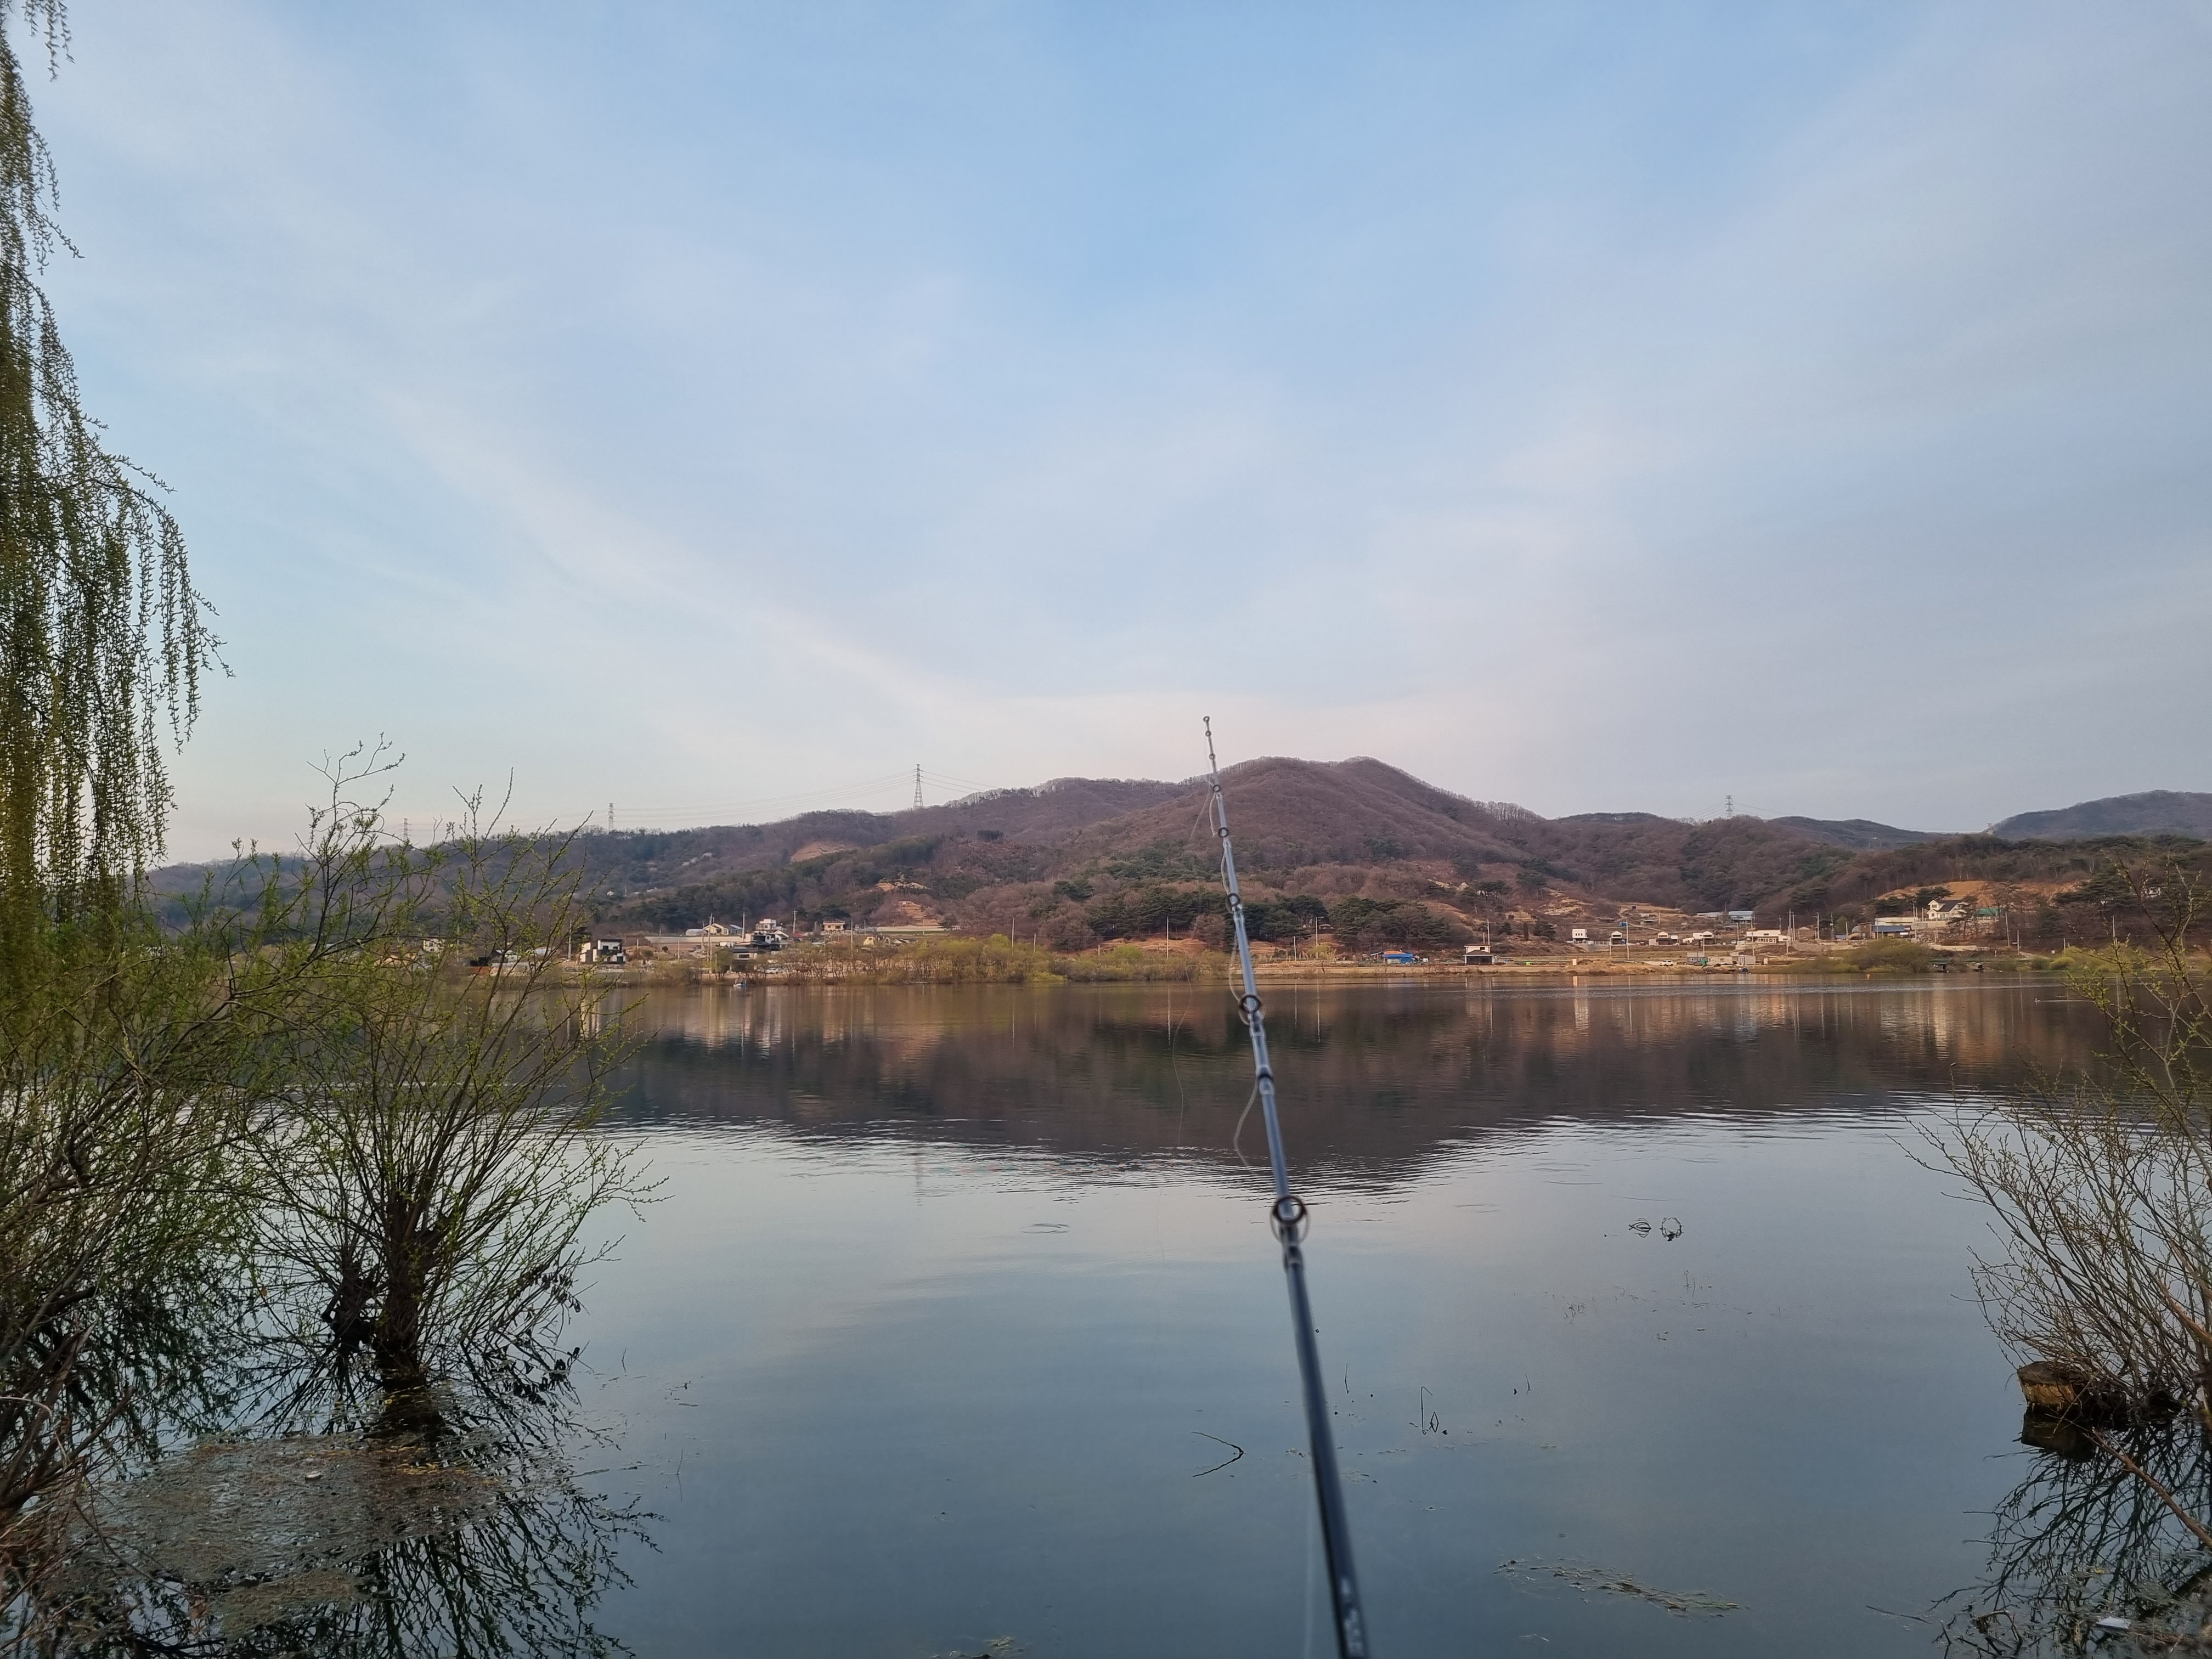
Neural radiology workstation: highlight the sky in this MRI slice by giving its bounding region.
[26,1,2212,857]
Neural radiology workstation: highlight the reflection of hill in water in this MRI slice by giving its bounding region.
[608,981,2102,1180]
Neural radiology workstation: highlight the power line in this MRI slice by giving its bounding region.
[617,773,912,815]
[920,766,998,792]
[596,774,917,826]
[364,766,1040,836]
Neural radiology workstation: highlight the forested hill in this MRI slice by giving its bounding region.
[152,761,2208,953]
[1993,791,2212,840]
[1770,816,1947,850]
[556,759,1862,950]
[564,774,1191,891]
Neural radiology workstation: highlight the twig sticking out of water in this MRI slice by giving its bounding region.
[1190,1432,1244,1477]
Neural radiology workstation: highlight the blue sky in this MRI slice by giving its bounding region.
[29,2,2212,855]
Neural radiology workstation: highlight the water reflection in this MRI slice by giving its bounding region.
[610,978,2102,1173]
[1943,1423,2212,1655]
[549,979,2122,1657]
[23,979,2127,1657]
[44,1378,646,1658]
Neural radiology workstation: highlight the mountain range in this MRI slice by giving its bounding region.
[150,771,2207,948]
[1989,790,2212,842]
[556,766,2208,945]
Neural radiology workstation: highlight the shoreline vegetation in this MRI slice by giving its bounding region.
[569,934,2162,988]
[0,0,656,1596]
[4,755,650,1645]
[1922,864,2212,1648]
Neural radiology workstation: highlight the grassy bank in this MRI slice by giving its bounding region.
[623,938,2152,988]
[1754,939,1946,974]
[1760,942,2091,974]
[708,936,1234,985]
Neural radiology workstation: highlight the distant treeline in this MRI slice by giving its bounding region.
[1756,833,2212,947]
[158,761,2210,958]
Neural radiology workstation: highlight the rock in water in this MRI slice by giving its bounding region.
[2016,1360,2131,1422]
[2017,1360,2089,1413]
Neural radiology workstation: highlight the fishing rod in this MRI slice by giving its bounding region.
[1204,718,1369,1659]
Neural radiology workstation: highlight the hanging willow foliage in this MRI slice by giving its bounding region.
[0,0,217,945]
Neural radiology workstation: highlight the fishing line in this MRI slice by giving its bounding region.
[1304,1495,1319,1659]
[1230,1079,1260,1176]
[1149,991,1187,1355]
[1203,717,1370,1659]
[1167,988,1190,1151]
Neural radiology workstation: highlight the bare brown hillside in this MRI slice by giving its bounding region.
[1505,812,1846,914]
[575,757,1847,950]
[1051,757,1526,873]
[152,759,2207,955]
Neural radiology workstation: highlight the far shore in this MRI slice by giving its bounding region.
[537,943,2082,990]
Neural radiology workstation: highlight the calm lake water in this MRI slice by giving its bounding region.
[557,978,2107,1657]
